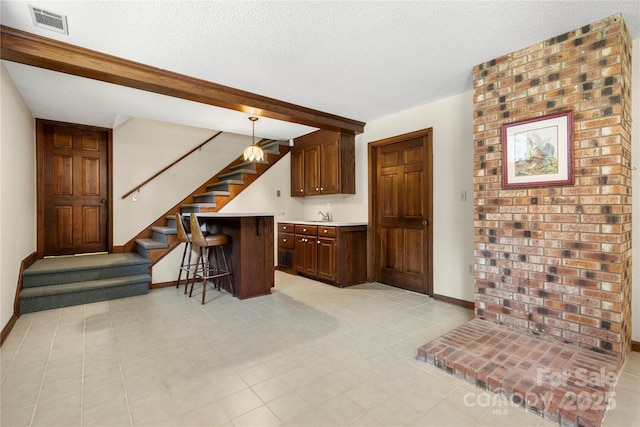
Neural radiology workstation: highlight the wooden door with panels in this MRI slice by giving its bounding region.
[37,120,112,257]
[368,129,433,295]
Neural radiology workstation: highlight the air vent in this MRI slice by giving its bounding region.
[29,5,69,35]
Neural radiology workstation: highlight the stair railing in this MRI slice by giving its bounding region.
[121,131,223,199]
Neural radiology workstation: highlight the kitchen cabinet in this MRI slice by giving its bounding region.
[291,130,355,196]
[278,222,367,287]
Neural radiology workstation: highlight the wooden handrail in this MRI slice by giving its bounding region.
[121,131,223,199]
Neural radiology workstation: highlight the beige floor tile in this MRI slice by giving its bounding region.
[232,405,283,427]
[219,387,263,420]
[180,401,230,426]
[252,376,293,403]
[317,394,367,426]
[267,391,314,423]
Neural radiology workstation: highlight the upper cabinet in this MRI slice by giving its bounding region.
[290,130,355,197]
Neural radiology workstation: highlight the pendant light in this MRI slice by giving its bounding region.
[243,116,264,162]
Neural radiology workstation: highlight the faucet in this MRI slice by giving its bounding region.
[318,211,331,222]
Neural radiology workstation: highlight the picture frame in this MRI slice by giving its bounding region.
[501,110,574,188]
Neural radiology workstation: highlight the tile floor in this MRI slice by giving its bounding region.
[1,272,638,427]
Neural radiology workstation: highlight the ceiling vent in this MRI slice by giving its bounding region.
[29,5,69,35]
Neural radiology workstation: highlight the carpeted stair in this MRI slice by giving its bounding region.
[135,139,288,262]
[20,253,151,313]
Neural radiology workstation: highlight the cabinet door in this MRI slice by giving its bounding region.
[317,237,336,281]
[295,235,307,272]
[305,238,318,276]
[290,150,305,196]
[319,139,339,194]
[303,145,320,195]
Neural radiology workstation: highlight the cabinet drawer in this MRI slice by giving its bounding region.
[317,226,336,237]
[295,225,318,236]
[278,223,294,233]
[278,232,295,249]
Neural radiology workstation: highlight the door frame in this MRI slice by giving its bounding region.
[367,128,433,296]
[36,119,114,258]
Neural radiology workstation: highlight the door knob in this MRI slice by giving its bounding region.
[423,220,429,227]
[100,199,107,204]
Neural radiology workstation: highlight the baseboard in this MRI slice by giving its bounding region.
[433,293,474,310]
[632,341,640,353]
[150,281,178,289]
[2,252,37,346]
[1,314,20,347]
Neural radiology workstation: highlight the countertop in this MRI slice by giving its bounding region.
[279,220,368,227]
[186,212,284,218]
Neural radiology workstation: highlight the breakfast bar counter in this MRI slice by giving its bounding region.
[190,212,282,299]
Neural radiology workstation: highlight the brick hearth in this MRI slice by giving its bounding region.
[418,319,620,427]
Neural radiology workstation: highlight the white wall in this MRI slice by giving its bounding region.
[631,39,639,342]
[302,91,476,302]
[0,63,36,330]
[114,118,256,244]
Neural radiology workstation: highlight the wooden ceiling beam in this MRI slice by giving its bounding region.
[1,25,365,134]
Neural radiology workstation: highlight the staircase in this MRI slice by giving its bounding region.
[20,253,151,313]
[18,139,290,314]
[132,139,290,265]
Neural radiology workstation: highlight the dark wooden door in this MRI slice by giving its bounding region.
[369,129,433,295]
[38,120,110,256]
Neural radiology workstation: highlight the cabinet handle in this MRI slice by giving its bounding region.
[320,187,323,191]
[283,226,287,230]
[316,187,319,191]
[323,230,328,233]
[283,238,287,242]
[317,240,320,244]
[303,228,307,232]
[300,189,303,193]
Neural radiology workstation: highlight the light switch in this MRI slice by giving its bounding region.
[459,190,467,201]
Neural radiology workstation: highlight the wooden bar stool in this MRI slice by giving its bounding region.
[174,213,198,294]
[188,213,234,304]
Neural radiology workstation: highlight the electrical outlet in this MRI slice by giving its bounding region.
[276,190,281,197]
[468,264,474,275]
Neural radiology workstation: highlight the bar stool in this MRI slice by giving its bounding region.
[188,213,234,304]
[174,213,198,294]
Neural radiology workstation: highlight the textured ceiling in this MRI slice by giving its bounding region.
[1,1,639,138]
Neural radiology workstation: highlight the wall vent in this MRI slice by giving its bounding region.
[29,5,69,35]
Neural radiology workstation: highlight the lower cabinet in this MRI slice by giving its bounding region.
[278,222,367,287]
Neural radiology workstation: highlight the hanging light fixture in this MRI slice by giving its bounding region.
[243,116,264,162]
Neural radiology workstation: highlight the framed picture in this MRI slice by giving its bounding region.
[501,110,574,188]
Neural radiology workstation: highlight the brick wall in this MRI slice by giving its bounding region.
[473,14,632,358]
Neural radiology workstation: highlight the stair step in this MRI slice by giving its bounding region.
[23,253,150,288]
[218,170,255,181]
[151,226,176,235]
[180,203,216,213]
[230,161,262,172]
[136,238,167,249]
[194,190,229,204]
[150,226,176,245]
[20,274,151,314]
[261,140,285,154]
[207,180,244,192]
[165,215,177,228]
